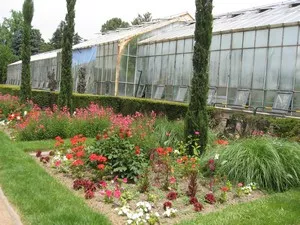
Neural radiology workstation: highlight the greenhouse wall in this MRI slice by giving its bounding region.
[137,25,300,110]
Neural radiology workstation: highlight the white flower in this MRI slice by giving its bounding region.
[163,208,177,218]
[16,116,21,120]
[155,212,160,218]
[126,219,133,225]
[23,111,28,116]
[174,150,180,155]
[214,154,219,160]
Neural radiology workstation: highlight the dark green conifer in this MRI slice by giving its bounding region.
[58,0,76,110]
[20,0,34,102]
[184,0,213,155]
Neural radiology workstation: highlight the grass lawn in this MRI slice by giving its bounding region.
[0,132,111,225]
[1,132,300,225]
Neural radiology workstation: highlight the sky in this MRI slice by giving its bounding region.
[0,0,286,41]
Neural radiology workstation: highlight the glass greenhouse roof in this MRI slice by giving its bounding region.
[139,0,300,44]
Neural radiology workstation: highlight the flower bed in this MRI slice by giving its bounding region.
[32,133,264,225]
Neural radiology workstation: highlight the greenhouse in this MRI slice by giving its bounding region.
[137,0,300,114]
[6,13,193,96]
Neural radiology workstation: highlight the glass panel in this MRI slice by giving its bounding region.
[209,51,220,86]
[167,55,175,85]
[230,50,242,88]
[153,56,162,84]
[183,54,192,85]
[162,42,170,55]
[148,57,155,84]
[256,29,268,47]
[175,87,188,102]
[234,90,250,105]
[295,48,300,91]
[272,92,293,113]
[169,41,176,54]
[174,54,183,85]
[161,56,168,84]
[243,31,255,48]
[241,49,254,88]
[280,47,297,90]
[127,57,136,82]
[184,39,193,52]
[218,50,230,87]
[269,28,283,46]
[211,35,221,50]
[250,90,264,107]
[149,44,156,55]
[266,48,281,89]
[221,34,231,50]
[232,32,243,49]
[155,43,162,55]
[207,88,216,105]
[154,85,165,99]
[283,26,298,45]
[176,40,185,53]
[253,48,267,89]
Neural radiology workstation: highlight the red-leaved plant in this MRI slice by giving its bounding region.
[205,192,216,204]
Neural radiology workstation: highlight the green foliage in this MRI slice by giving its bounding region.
[184,0,213,155]
[216,137,300,192]
[0,45,17,83]
[131,12,152,25]
[20,0,34,103]
[88,134,148,181]
[101,18,129,33]
[58,0,76,110]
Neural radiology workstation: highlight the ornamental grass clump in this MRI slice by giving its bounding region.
[218,137,300,192]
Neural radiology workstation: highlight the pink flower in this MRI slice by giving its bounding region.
[169,177,176,184]
[238,182,243,187]
[114,189,121,198]
[99,181,107,188]
[55,160,61,167]
[105,190,112,198]
[194,131,200,135]
[123,178,128,183]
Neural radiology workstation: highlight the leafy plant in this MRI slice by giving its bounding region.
[88,133,148,181]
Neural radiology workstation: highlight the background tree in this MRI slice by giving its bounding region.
[50,21,83,49]
[58,0,76,109]
[131,12,152,25]
[20,0,34,102]
[101,18,129,33]
[184,0,213,155]
[0,45,17,83]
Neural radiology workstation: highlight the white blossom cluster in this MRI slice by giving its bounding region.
[163,207,178,218]
[241,182,258,194]
[116,202,160,225]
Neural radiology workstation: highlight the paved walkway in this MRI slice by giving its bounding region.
[0,187,23,225]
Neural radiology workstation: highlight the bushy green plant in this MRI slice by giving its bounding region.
[217,137,300,192]
[88,133,148,181]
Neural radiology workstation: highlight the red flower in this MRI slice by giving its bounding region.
[156,147,165,155]
[165,147,172,153]
[205,193,216,204]
[97,164,105,170]
[99,180,107,188]
[135,146,141,155]
[221,186,230,192]
[126,130,132,138]
[190,197,198,205]
[169,177,176,184]
[76,150,85,158]
[194,202,204,212]
[36,150,42,158]
[123,178,128,183]
[98,155,107,163]
[85,190,94,199]
[105,190,112,198]
[163,201,172,210]
[89,154,99,161]
[66,154,73,160]
[103,133,108,139]
[72,159,84,166]
[167,191,178,200]
[114,189,121,198]
[216,139,229,145]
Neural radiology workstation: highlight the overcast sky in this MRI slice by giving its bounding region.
[0,0,285,41]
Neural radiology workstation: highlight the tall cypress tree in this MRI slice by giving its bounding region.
[58,0,76,110]
[20,0,34,102]
[184,0,213,155]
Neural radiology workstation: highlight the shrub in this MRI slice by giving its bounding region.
[88,133,148,181]
[218,137,300,192]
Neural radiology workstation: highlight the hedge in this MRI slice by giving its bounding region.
[0,85,299,140]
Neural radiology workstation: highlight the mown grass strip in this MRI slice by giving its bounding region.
[0,132,111,225]
[179,188,300,225]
